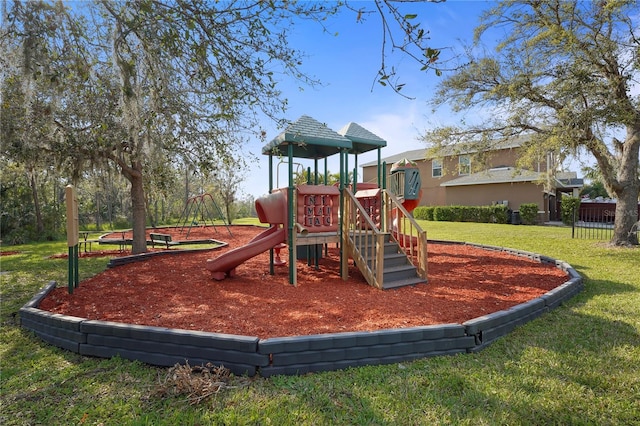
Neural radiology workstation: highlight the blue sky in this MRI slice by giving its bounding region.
[241,0,496,199]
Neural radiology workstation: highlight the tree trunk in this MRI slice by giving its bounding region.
[610,125,640,246]
[130,163,147,254]
[96,194,102,231]
[27,168,44,235]
[226,204,233,225]
[612,190,639,245]
[123,161,148,254]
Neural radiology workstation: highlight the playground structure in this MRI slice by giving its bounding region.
[206,115,428,290]
[178,193,232,238]
[23,118,586,378]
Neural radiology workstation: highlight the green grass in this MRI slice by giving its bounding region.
[231,217,267,226]
[1,222,639,425]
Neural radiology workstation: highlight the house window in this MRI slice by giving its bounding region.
[459,155,471,175]
[432,159,442,178]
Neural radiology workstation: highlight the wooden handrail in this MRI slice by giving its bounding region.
[342,188,386,289]
[342,187,428,288]
[383,190,428,279]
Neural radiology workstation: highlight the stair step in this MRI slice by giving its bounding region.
[383,264,420,282]
[350,231,426,290]
[351,233,391,244]
[362,253,406,269]
[382,276,427,290]
[382,252,410,267]
[359,242,399,256]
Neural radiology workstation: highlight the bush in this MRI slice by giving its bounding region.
[433,206,454,222]
[490,205,509,224]
[112,216,132,230]
[412,206,434,221]
[458,206,478,222]
[448,206,466,222]
[430,205,509,224]
[4,229,28,245]
[519,203,539,225]
[561,196,581,225]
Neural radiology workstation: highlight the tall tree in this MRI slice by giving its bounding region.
[2,0,445,251]
[209,162,247,225]
[97,0,347,253]
[424,0,639,246]
[0,0,68,235]
[3,1,340,253]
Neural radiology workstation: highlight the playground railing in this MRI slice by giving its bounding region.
[383,191,428,280]
[343,188,386,289]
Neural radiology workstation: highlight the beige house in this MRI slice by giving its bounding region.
[361,137,583,222]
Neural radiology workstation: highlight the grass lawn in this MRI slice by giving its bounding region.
[1,222,639,425]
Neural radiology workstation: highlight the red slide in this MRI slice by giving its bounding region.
[206,226,286,280]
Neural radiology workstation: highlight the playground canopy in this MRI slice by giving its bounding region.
[261,115,387,160]
[338,121,387,155]
[262,115,352,159]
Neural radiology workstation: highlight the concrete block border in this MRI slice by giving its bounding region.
[20,241,583,377]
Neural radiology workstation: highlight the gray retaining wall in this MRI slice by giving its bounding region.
[20,242,583,377]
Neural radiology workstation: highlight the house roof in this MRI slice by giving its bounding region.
[361,148,427,167]
[556,171,584,188]
[440,167,544,187]
[262,115,352,159]
[440,167,585,189]
[360,134,532,168]
[337,122,386,154]
[436,136,529,158]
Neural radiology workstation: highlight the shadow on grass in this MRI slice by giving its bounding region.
[269,276,639,425]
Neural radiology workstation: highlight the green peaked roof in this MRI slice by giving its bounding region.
[338,122,387,154]
[262,115,352,159]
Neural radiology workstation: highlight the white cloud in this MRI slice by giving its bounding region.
[357,109,425,163]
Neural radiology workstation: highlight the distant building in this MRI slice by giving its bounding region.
[361,135,583,222]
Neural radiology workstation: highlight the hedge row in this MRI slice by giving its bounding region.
[519,203,539,225]
[413,205,510,224]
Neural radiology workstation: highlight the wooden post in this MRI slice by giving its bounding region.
[65,185,79,294]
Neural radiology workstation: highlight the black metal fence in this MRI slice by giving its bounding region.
[571,202,640,240]
[571,205,614,240]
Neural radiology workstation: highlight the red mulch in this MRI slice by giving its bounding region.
[39,225,568,339]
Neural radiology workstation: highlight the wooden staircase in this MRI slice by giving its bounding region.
[352,233,427,289]
[342,188,428,290]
